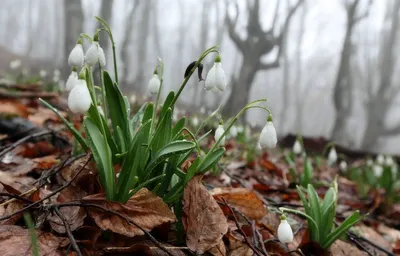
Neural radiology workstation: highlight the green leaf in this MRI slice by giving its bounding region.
[322,211,362,249]
[172,117,186,137]
[116,126,126,153]
[39,98,88,151]
[307,184,322,242]
[183,158,201,185]
[150,108,172,153]
[84,117,115,200]
[130,102,148,135]
[145,141,195,178]
[142,103,154,124]
[158,91,175,126]
[197,148,225,174]
[301,158,313,187]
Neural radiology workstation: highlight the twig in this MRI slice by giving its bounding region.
[55,202,175,256]
[0,191,35,205]
[221,198,265,256]
[348,234,373,256]
[0,154,91,221]
[54,207,83,256]
[253,221,268,256]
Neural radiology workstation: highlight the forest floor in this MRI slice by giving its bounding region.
[0,83,399,256]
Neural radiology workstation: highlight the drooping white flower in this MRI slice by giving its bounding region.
[230,125,238,138]
[277,215,293,244]
[148,74,161,95]
[258,119,277,149]
[52,75,60,83]
[68,80,91,114]
[237,126,244,134]
[9,59,21,70]
[85,42,100,65]
[39,70,47,78]
[385,156,394,166]
[339,161,347,172]
[214,124,225,146]
[68,43,84,67]
[327,147,338,166]
[200,106,206,114]
[204,55,227,92]
[366,159,373,166]
[66,71,79,91]
[292,140,302,155]
[373,164,383,177]
[53,69,60,77]
[98,46,106,67]
[376,154,384,165]
[130,94,137,105]
[191,117,199,127]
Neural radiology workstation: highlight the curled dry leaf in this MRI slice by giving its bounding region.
[329,240,368,256]
[208,240,226,256]
[210,187,267,220]
[182,175,228,254]
[226,232,253,256]
[82,188,176,237]
[0,200,24,225]
[0,225,67,256]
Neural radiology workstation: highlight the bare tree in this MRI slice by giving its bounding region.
[360,0,400,149]
[331,0,371,143]
[223,0,303,117]
[63,0,83,76]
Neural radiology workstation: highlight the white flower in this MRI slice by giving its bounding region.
[258,121,277,149]
[292,140,302,155]
[68,80,91,114]
[52,75,60,83]
[215,124,225,145]
[373,164,383,177]
[237,126,244,133]
[204,57,226,92]
[277,218,293,243]
[230,125,238,138]
[85,42,100,65]
[68,44,84,67]
[366,159,373,166]
[327,147,337,166]
[66,71,79,91]
[9,59,21,70]
[376,154,384,165]
[53,69,60,77]
[148,74,161,95]
[385,156,394,166]
[391,164,398,177]
[39,70,47,78]
[339,161,347,172]
[130,94,137,104]
[191,117,199,127]
[98,46,106,67]
[200,106,206,114]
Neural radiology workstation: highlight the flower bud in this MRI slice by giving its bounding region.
[205,55,227,92]
[230,125,238,138]
[339,161,347,172]
[98,46,106,67]
[293,140,302,155]
[259,117,277,149]
[68,43,84,67]
[191,117,199,127]
[214,124,225,146]
[68,80,91,113]
[85,42,100,65]
[385,156,394,166]
[327,147,337,166]
[277,215,293,243]
[376,154,384,165]
[148,74,161,95]
[373,164,383,177]
[9,59,21,70]
[66,70,79,91]
[40,70,47,78]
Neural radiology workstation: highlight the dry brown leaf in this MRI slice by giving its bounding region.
[0,200,24,225]
[208,240,226,256]
[227,232,253,256]
[352,225,392,256]
[0,100,30,117]
[82,188,176,237]
[28,107,65,125]
[210,187,267,220]
[182,175,228,254]
[0,225,67,256]
[60,155,98,193]
[330,240,368,256]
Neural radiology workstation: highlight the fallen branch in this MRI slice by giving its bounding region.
[54,207,83,256]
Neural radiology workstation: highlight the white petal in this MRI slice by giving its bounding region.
[85,42,99,65]
[376,154,384,164]
[293,140,302,154]
[148,75,161,95]
[373,164,383,177]
[385,156,394,166]
[98,46,106,67]
[215,125,225,145]
[327,148,337,166]
[205,65,217,91]
[214,63,227,91]
[68,80,91,113]
[339,161,347,172]
[66,71,78,91]
[68,44,84,67]
[277,220,293,243]
[230,125,238,138]
[259,121,277,148]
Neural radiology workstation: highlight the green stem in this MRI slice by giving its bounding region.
[98,63,108,121]
[150,59,164,139]
[171,46,219,106]
[279,207,320,241]
[182,127,201,154]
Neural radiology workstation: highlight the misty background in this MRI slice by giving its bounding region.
[2,0,400,153]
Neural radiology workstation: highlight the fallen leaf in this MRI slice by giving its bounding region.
[210,187,267,220]
[226,232,253,256]
[208,240,226,256]
[0,100,30,117]
[60,155,98,193]
[28,107,65,126]
[33,155,60,169]
[330,240,368,256]
[182,175,228,254]
[82,188,176,237]
[0,200,24,225]
[0,225,67,256]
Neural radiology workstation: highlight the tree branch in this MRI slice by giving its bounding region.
[225,1,245,53]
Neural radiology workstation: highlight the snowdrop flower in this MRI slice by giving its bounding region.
[215,124,225,146]
[373,164,383,177]
[39,70,47,78]
[98,46,106,67]
[237,125,244,134]
[9,59,21,70]
[339,161,347,172]
[68,40,84,67]
[85,41,101,65]
[191,116,199,127]
[68,79,91,114]
[391,164,398,177]
[327,147,338,166]
[66,69,79,91]
[366,159,373,166]
[230,125,238,138]
[204,55,226,92]
[277,215,293,243]
[52,75,60,83]
[53,69,60,77]
[385,156,394,166]
[200,106,206,114]
[292,140,302,155]
[148,73,161,95]
[129,94,137,105]
[376,154,384,165]
[258,115,277,149]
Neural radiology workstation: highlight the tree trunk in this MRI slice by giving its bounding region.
[63,0,83,76]
[97,0,113,52]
